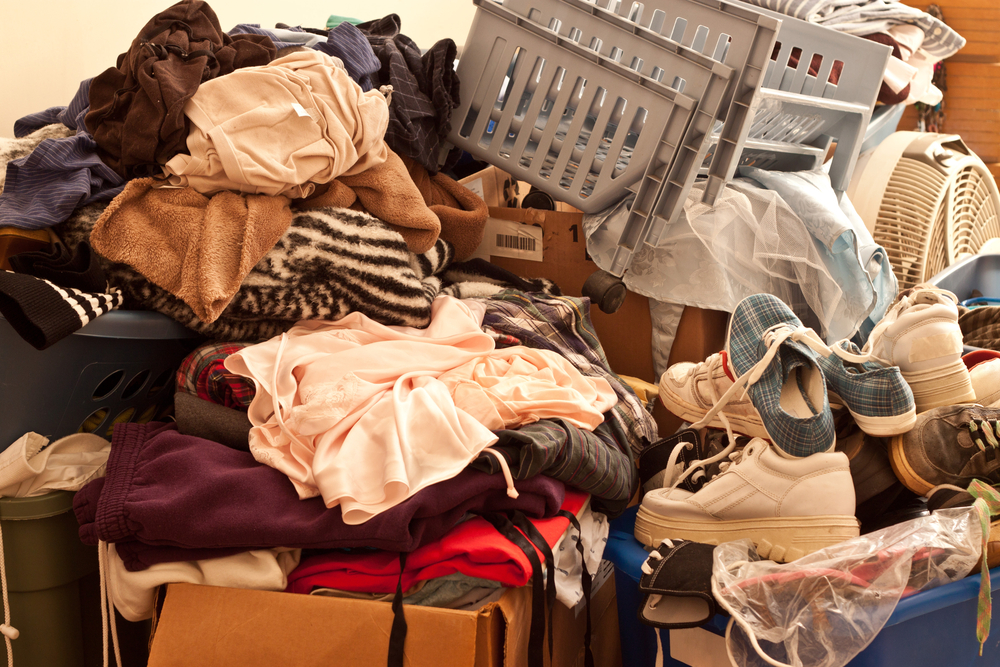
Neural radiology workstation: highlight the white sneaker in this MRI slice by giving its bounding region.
[970,358,1000,408]
[634,438,859,562]
[658,351,767,439]
[865,287,975,413]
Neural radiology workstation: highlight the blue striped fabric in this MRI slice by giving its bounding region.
[315,22,381,92]
[227,24,320,52]
[0,79,125,230]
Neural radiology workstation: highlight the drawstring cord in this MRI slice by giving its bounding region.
[0,520,18,667]
[481,448,519,499]
[98,540,122,667]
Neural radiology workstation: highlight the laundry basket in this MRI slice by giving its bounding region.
[708,4,890,196]
[586,2,890,298]
[0,310,201,450]
[449,0,780,216]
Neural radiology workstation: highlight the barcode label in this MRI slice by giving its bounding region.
[474,217,544,262]
[496,234,537,252]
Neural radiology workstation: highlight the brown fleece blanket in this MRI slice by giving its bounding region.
[298,148,487,260]
[90,178,292,323]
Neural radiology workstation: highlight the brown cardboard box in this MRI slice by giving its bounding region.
[482,207,655,384]
[459,166,522,208]
[146,563,621,667]
[458,166,581,213]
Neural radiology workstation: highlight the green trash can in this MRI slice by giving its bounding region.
[0,491,98,667]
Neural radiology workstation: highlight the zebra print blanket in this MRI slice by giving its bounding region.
[56,203,557,341]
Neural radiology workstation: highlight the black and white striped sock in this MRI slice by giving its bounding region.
[0,270,122,350]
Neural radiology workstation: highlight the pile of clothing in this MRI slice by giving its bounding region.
[0,1,660,665]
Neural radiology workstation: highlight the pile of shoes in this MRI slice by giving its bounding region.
[631,285,1000,638]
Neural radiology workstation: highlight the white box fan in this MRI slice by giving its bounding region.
[848,131,1000,290]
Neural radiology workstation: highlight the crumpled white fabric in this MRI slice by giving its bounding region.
[553,499,609,609]
[713,508,981,667]
[226,295,616,524]
[0,432,109,497]
[585,170,895,346]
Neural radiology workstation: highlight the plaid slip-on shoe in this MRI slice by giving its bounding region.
[724,294,835,458]
[816,339,916,437]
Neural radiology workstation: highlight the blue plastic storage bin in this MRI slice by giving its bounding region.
[0,310,201,450]
[607,505,1000,667]
[929,253,1000,302]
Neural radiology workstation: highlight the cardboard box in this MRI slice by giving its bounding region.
[146,562,621,667]
[460,166,522,209]
[459,166,581,213]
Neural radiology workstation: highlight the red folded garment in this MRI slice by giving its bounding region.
[286,490,587,594]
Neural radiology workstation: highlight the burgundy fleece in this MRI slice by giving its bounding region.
[73,422,565,571]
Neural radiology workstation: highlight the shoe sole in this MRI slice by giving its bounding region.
[848,406,917,437]
[658,385,769,439]
[905,359,977,414]
[633,506,860,563]
[887,434,935,496]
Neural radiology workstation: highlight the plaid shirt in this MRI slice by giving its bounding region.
[478,291,658,458]
[175,342,254,409]
[473,417,636,516]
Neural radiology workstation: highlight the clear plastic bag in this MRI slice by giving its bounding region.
[712,508,981,667]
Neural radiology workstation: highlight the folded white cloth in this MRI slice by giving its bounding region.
[107,545,302,621]
[0,432,109,497]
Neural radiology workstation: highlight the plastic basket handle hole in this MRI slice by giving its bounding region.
[121,370,150,400]
[92,370,125,400]
[147,368,173,397]
[78,408,109,434]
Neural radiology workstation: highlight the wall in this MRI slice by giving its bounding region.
[0,0,477,135]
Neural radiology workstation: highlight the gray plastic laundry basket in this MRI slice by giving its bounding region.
[450,0,759,215]
[0,310,201,451]
[587,1,891,289]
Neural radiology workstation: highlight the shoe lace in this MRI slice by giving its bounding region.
[966,479,1000,656]
[968,420,1000,452]
[665,322,831,498]
[640,538,677,576]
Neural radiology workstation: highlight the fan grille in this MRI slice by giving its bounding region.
[873,158,948,290]
[953,164,1000,261]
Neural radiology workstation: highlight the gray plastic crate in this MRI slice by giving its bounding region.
[0,311,201,449]
[705,5,891,196]
[450,0,740,214]
[597,3,890,280]
[499,0,780,206]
